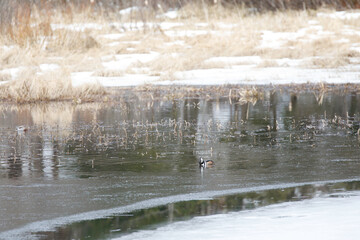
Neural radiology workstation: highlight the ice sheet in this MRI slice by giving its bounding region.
[117,191,360,240]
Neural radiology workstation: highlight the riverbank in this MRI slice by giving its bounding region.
[1,3,360,102]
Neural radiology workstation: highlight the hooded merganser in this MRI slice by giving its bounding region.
[16,126,28,133]
[199,157,215,168]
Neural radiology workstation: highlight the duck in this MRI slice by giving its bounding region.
[199,157,215,168]
[16,126,28,133]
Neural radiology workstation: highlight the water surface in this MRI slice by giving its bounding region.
[0,86,359,239]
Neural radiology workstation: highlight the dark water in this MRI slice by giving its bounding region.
[0,86,360,239]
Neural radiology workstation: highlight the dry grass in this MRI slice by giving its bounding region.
[238,87,264,105]
[74,82,107,101]
[64,54,104,73]
[0,72,11,81]
[177,2,244,22]
[105,35,167,54]
[0,1,359,103]
[0,69,106,103]
[257,60,280,68]
[1,8,51,47]
[0,46,43,69]
[92,69,125,77]
[200,60,228,69]
[106,43,139,55]
[258,36,357,61]
[134,8,359,74]
[143,29,261,75]
[148,52,209,74]
[1,69,72,103]
[112,7,360,75]
[307,57,351,68]
[47,30,100,53]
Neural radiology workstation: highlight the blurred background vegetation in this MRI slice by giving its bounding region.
[1,0,359,44]
[1,0,360,31]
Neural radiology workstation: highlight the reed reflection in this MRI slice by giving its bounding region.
[35,180,360,240]
[0,87,359,180]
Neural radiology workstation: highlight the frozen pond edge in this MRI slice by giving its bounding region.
[1,178,360,240]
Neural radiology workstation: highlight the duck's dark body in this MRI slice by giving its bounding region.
[199,157,215,168]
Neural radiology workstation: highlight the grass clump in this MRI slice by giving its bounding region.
[46,30,100,53]
[0,69,106,103]
[308,57,351,68]
[92,69,125,77]
[238,87,264,105]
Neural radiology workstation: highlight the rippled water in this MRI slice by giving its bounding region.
[0,86,359,239]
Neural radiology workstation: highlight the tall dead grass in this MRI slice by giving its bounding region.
[0,0,359,96]
[144,29,261,76]
[0,46,44,69]
[177,2,244,22]
[0,69,106,103]
[123,5,360,76]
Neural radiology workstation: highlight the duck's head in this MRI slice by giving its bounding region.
[199,157,205,167]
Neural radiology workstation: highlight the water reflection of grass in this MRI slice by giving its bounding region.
[35,180,360,239]
[0,102,111,137]
[2,86,360,171]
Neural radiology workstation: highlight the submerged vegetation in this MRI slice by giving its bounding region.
[0,0,360,102]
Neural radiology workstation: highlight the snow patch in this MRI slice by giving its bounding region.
[163,10,178,19]
[101,52,159,71]
[100,33,125,40]
[119,7,140,15]
[318,11,360,20]
[39,64,60,72]
[159,66,360,86]
[71,72,158,87]
[205,56,262,65]
[0,67,22,80]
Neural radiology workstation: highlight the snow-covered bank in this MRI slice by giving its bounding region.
[57,10,360,87]
[159,65,360,86]
[71,64,360,87]
[116,191,360,240]
[81,10,359,87]
[1,9,360,99]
